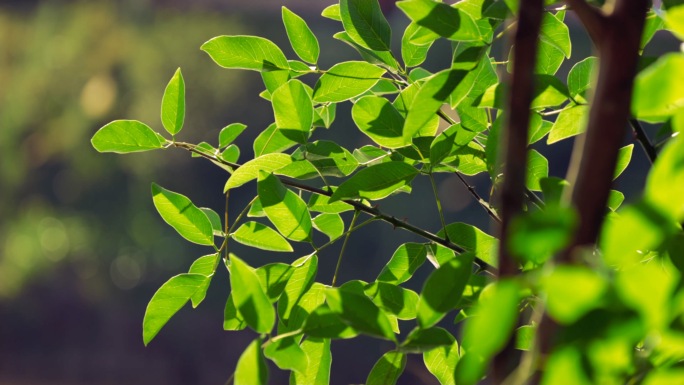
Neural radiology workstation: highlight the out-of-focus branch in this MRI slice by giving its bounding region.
[565,0,607,45]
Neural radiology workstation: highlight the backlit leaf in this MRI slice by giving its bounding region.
[290,338,332,385]
[330,161,418,202]
[219,123,247,148]
[161,68,185,136]
[366,351,406,385]
[312,213,345,242]
[547,105,589,144]
[424,341,459,385]
[264,336,308,374]
[235,338,269,385]
[401,327,455,353]
[188,253,219,307]
[397,0,481,42]
[232,221,294,252]
[272,79,314,144]
[279,255,318,325]
[313,61,386,103]
[352,95,409,148]
[253,123,298,156]
[151,183,214,246]
[255,263,294,302]
[228,255,276,334]
[282,7,320,64]
[325,286,397,340]
[417,253,474,328]
[439,223,499,268]
[201,35,289,72]
[258,171,312,242]
[91,120,164,153]
[143,274,208,345]
[224,153,292,191]
[377,243,428,284]
[340,0,392,51]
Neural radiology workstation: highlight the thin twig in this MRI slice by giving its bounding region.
[629,118,657,163]
[332,210,360,287]
[455,173,502,223]
[428,173,450,238]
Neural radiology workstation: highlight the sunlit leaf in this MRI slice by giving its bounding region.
[91,120,164,153]
[201,35,289,72]
[272,79,314,144]
[282,7,320,64]
[325,286,397,340]
[614,144,634,179]
[365,281,420,320]
[224,153,292,191]
[224,292,247,331]
[439,223,498,268]
[526,149,549,191]
[264,336,308,374]
[231,221,294,252]
[143,274,208,345]
[567,57,597,103]
[377,243,428,284]
[219,123,247,148]
[279,255,318,325]
[632,53,684,122]
[330,161,418,202]
[313,61,386,103]
[228,255,275,334]
[253,123,298,156]
[188,253,219,307]
[258,171,312,242]
[401,327,455,353]
[543,266,607,324]
[417,253,474,328]
[547,105,589,144]
[161,68,185,136]
[312,213,345,242]
[424,341,459,385]
[352,95,409,148]
[235,338,269,385]
[339,0,392,51]
[366,351,406,385]
[255,263,294,302]
[151,183,214,246]
[303,304,359,339]
[397,0,481,42]
[290,338,332,385]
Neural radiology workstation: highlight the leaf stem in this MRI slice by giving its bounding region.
[228,196,259,234]
[332,210,360,287]
[629,118,657,163]
[455,173,502,223]
[428,173,449,239]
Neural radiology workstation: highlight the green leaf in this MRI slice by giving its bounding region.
[279,255,318,325]
[330,161,418,202]
[417,253,474,328]
[543,266,607,324]
[200,207,223,236]
[607,190,625,211]
[614,144,634,179]
[401,327,455,353]
[91,120,164,153]
[224,153,292,191]
[534,40,564,75]
[253,123,299,156]
[303,140,359,177]
[221,144,240,163]
[303,305,359,339]
[397,0,481,42]
[642,9,665,49]
[224,292,247,330]
[314,104,337,128]
[231,221,294,252]
[282,282,328,333]
[402,23,434,67]
[366,351,406,385]
[430,123,478,165]
[352,95,409,148]
[526,149,549,192]
[547,105,589,144]
[353,145,391,165]
[377,243,428,284]
[365,282,420,320]
[264,336,308,374]
[333,31,400,71]
[645,135,684,221]
[541,347,592,385]
[539,12,571,58]
[567,57,597,103]
[633,53,684,122]
[478,75,568,109]
[313,61,386,103]
[426,244,456,267]
[515,325,535,351]
[529,118,553,144]
[424,341,459,385]
[151,183,214,246]
[308,192,354,214]
[666,5,684,40]
[201,35,289,72]
[228,255,276,334]
[235,338,269,385]
[439,223,499,268]
[272,79,314,144]
[456,280,520,384]
[509,206,577,264]
[219,123,247,148]
[258,171,312,242]
[322,4,341,21]
[142,273,208,345]
[290,338,332,385]
[262,69,292,94]
[339,0,392,51]
[160,68,185,136]
[188,253,219,307]
[403,69,467,141]
[325,286,397,340]
[312,213,345,242]
[282,7,320,64]
[255,263,294,302]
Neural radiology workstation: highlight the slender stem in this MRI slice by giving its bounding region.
[317,217,376,255]
[429,173,449,239]
[525,189,545,209]
[228,196,258,234]
[263,328,304,347]
[332,210,360,287]
[455,173,502,223]
[223,191,230,263]
[538,103,576,116]
[629,119,657,163]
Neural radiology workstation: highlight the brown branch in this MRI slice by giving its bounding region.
[492,0,544,383]
[565,0,607,45]
[630,118,657,164]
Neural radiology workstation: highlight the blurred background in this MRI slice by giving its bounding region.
[0,1,671,384]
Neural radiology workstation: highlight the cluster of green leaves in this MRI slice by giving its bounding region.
[91,0,684,384]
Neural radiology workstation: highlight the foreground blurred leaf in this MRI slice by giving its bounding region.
[91,120,164,153]
[151,183,214,246]
[143,273,208,345]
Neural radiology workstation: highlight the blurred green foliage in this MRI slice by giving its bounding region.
[0,1,251,298]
